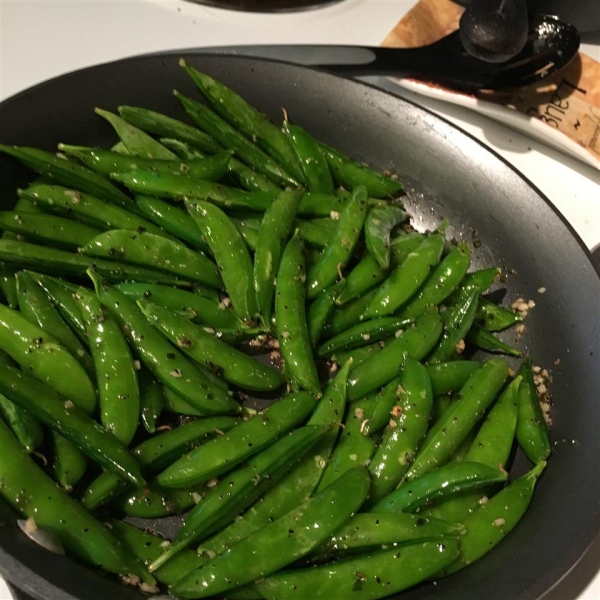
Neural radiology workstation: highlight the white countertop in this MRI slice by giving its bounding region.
[0,1,599,599]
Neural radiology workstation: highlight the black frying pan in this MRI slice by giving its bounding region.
[0,53,598,600]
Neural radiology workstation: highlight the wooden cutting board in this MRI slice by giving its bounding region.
[382,0,600,167]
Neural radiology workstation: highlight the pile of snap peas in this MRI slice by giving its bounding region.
[0,60,552,600]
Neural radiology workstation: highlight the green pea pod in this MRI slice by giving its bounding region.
[389,231,426,263]
[308,279,347,347]
[0,418,148,580]
[447,267,501,306]
[306,187,368,300]
[92,274,239,416]
[176,91,299,188]
[347,307,443,401]
[323,288,378,339]
[0,145,134,210]
[466,324,522,357]
[16,271,95,378]
[136,368,162,435]
[0,239,190,287]
[111,141,129,154]
[318,143,403,198]
[182,63,305,183]
[151,425,326,572]
[254,191,303,324]
[426,361,482,396]
[516,356,551,463]
[308,512,465,563]
[448,427,479,463]
[335,254,388,306]
[332,339,387,370]
[234,218,259,250]
[0,364,144,486]
[79,229,222,289]
[170,466,371,599]
[476,297,524,331]
[318,316,412,358]
[139,300,284,392]
[59,145,231,181]
[134,194,208,252]
[113,486,199,518]
[406,358,509,481]
[368,357,433,503]
[0,267,18,308]
[110,519,206,586]
[0,392,44,453]
[118,105,221,155]
[372,461,508,514]
[162,387,206,416]
[187,199,258,321]
[356,378,400,438]
[438,462,545,576]
[0,303,96,414]
[156,391,317,488]
[297,192,349,217]
[399,241,471,320]
[283,120,333,193]
[427,289,480,364]
[365,204,407,269]
[50,431,87,491]
[95,108,178,159]
[0,211,101,250]
[295,218,333,248]
[275,232,321,396]
[160,137,205,160]
[20,184,170,238]
[364,234,445,318]
[197,362,351,562]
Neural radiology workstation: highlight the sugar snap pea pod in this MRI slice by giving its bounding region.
[0,393,44,453]
[0,267,18,308]
[297,192,349,217]
[333,340,386,370]
[466,324,522,357]
[16,271,95,378]
[405,358,509,481]
[182,63,305,182]
[20,184,171,238]
[335,254,387,306]
[399,241,471,320]
[0,419,148,579]
[367,357,433,502]
[134,194,208,252]
[187,199,258,321]
[59,145,231,181]
[162,386,206,416]
[347,307,443,401]
[171,466,371,599]
[156,391,317,489]
[79,229,222,289]
[110,520,207,586]
[308,512,465,563]
[426,361,482,396]
[95,108,178,159]
[318,143,403,198]
[50,431,87,491]
[318,316,413,358]
[476,297,524,331]
[0,211,101,250]
[364,234,445,318]
[160,137,205,159]
[438,462,545,577]
[283,120,333,193]
[447,266,501,306]
[113,486,199,518]
[306,186,368,300]
[448,427,480,463]
[295,218,333,248]
[151,426,326,572]
[257,538,458,600]
[139,300,284,392]
[357,376,404,437]
[233,218,259,250]
[111,141,129,154]
[0,364,144,486]
[176,91,299,188]
[0,145,134,210]
[0,303,96,413]
[137,369,163,435]
[389,231,425,263]
[254,191,303,324]
[372,462,508,514]
[516,356,551,463]
[0,239,190,286]
[92,274,239,416]
[308,279,347,347]
[323,288,378,339]
[196,362,351,561]
[275,232,321,396]
[365,204,407,269]
[427,289,480,364]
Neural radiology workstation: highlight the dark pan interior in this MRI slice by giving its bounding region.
[0,54,598,600]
